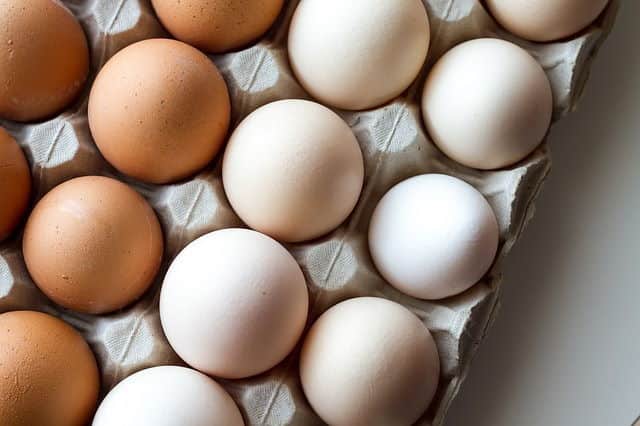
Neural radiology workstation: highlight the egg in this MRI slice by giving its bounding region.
[300,297,440,426]
[0,311,99,426]
[0,0,89,122]
[151,0,285,53]
[486,0,610,42]
[223,99,364,242]
[160,228,308,379]
[88,38,230,184]
[93,366,244,426]
[422,38,553,170]
[288,0,430,110]
[368,174,499,300]
[23,176,163,314]
[0,128,31,241]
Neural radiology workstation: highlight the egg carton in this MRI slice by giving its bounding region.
[0,0,619,424]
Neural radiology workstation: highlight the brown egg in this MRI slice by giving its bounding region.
[0,311,99,426]
[0,128,31,241]
[0,0,89,122]
[23,176,164,314]
[88,39,230,184]
[151,0,285,53]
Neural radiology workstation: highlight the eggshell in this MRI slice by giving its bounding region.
[368,174,499,300]
[300,297,440,426]
[160,228,308,379]
[151,0,285,53]
[0,311,99,426]
[486,0,610,42]
[88,38,230,184]
[222,99,364,243]
[0,128,31,241]
[0,0,89,122]
[422,38,553,170]
[23,176,163,314]
[93,366,244,426]
[288,0,430,110]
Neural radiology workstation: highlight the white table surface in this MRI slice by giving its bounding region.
[446,2,640,425]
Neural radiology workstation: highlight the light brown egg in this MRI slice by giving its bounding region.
[0,310,99,426]
[0,0,89,122]
[88,39,230,184]
[151,0,285,53]
[23,176,164,314]
[0,128,31,241]
[486,0,610,42]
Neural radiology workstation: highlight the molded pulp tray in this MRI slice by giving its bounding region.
[0,0,620,424]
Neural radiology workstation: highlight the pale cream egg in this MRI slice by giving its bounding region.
[486,0,610,42]
[300,297,440,426]
[160,228,309,379]
[93,366,244,426]
[422,38,553,170]
[288,0,430,110]
[222,99,364,243]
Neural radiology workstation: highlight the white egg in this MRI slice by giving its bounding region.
[485,0,610,42]
[160,228,309,379]
[92,366,244,426]
[422,38,553,170]
[300,297,440,426]
[288,0,430,110]
[368,174,499,300]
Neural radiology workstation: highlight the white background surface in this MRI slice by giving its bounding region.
[447,2,640,425]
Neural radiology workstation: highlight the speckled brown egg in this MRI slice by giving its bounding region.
[22,176,164,314]
[0,310,99,426]
[0,0,89,122]
[151,0,285,53]
[0,128,31,241]
[88,38,230,184]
